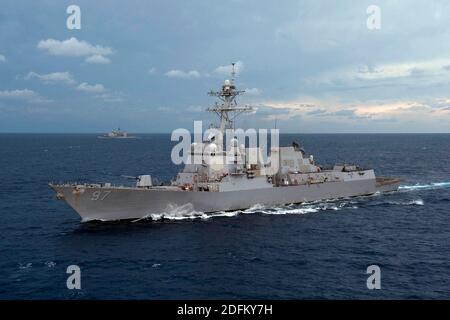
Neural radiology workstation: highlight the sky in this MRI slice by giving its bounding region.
[1,0,450,133]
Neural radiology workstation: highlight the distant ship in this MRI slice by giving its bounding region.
[51,64,401,222]
[98,128,137,139]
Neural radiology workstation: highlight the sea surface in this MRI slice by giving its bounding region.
[0,133,449,299]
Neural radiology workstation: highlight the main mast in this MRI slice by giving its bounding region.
[207,63,254,148]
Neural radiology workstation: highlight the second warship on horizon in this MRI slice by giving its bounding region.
[50,64,401,222]
[98,128,137,139]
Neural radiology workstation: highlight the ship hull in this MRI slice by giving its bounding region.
[50,178,398,222]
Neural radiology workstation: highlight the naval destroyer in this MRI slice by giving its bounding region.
[50,64,401,221]
[98,128,137,139]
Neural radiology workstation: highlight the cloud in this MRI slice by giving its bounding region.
[329,108,370,120]
[259,109,299,122]
[165,69,201,79]
[85,54,111,64]
[351,101,432,117]
[24,71,76,85]
[0,89,49,103]
[37,37,113,64]
[148,67,156,74]
[307,109,327,116]
[76,82,106,93]
[244,88,262,96]
[308,58,450,89]
[254,99,315,122]
[19,70,118,101]
[355,59,450,81]
[160,62,244,79]
[21,72,118,100]
[0,54,5,63]
[0,89,37,99]
[253,95,450,126]
[162,62,244,80]
[214,61,244,76]
[260,100,317,110]
[333,109,357,117]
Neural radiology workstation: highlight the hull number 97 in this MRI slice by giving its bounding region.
[91,190,111,201]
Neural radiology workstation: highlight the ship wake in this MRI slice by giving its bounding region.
[133,203,240,222]
[133,201,360,222]
[399,181,450,191]
[239,201,359,216]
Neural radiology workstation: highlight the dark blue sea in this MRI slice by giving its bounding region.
[0,133,449,299]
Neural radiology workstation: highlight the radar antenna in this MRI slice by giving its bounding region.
[231,62,236,83]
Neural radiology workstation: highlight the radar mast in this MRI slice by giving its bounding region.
[207,63,254,147]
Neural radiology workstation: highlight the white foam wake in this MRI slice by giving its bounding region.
[399,182,450,191]
[408,199,424,206]
[385,199,424,206]
[133,203,239,222]
[132,200,357,222]
[232,200,358,216]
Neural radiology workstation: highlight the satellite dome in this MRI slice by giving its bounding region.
[224,79,231,86]
[207,143,218,154]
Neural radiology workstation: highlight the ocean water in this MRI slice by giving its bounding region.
[0,133,449,299]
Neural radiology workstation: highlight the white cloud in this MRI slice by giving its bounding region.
[24,71,76,85]
[355,59,450,81]
[0,54,5,63]
[255,95,450,127]
[148,67,156,74]
[0,89,36,99]
[165,69,201,79]
[307,58,450,87]
[244,88,262,96]
[162,62,244,79]
[214,61,244,76]
[76,82,106,93]
[37,37,112,57]
[85,54,111,64]
[259,100,317,111]
[37,37,113,64]
[0,89,49,103]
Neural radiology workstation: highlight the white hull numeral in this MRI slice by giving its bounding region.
[91,190,111,201]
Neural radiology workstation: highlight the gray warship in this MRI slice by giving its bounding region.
[98,128,137,139]
[50,65,401,222]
